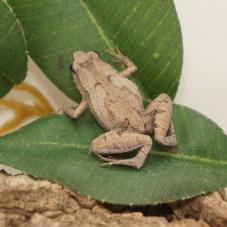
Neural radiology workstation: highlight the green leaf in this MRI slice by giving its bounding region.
[3,0,223,206]
[0,105,227,205]
[0,0,27,97]
[8,0,183,101]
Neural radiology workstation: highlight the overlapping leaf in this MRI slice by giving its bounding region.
[8,0,183,101]
[0,106,226,205]
[0,0,27,97]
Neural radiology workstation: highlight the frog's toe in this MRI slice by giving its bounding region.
[96,154,118,162]
[101,158,144,169]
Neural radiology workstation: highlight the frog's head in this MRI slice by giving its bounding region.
[70,51,100,74]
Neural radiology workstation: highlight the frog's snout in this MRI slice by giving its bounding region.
[69,63,75,73]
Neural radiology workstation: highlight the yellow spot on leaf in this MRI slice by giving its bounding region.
[152,52,160,59]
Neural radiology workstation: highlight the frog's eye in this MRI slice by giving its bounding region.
[69,64,75,73]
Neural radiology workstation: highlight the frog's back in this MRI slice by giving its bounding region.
[88,72,145,132]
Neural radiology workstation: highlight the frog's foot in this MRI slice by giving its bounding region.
[91,130,152,169]
[106,47,137,77]
[144,93,178,147]
[100,157,145,169]
[106,47,124,63]
[155,121,178,147]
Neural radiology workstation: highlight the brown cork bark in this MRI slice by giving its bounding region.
[171,191,227,227]
[0,172,226,227]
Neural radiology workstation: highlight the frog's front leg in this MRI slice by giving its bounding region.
[108,48,137,78]
[91,130,152,169]
[63,99,87,119]
[144,93,178,146]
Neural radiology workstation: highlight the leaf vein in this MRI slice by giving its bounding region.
[153,151,227,166]
[0,69,16,84]
[28,141,227,166]
[0,22,17,45]
[80,0,114,52]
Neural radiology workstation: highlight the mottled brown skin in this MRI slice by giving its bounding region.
[64,49,178,169]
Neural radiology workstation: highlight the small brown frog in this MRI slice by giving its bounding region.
[64,49,178,169]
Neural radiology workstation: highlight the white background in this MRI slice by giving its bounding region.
[174,0,227,133]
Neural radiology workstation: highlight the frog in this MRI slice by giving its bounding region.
[64,48,178,169]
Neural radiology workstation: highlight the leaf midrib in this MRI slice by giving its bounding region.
[79,0,114,52]
[20,140,227,166]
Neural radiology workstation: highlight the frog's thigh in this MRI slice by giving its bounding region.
[91,130,152,169]
[145,93,178,146]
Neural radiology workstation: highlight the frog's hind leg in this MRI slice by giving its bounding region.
[91,130,152,169]
[144,93,178,146]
